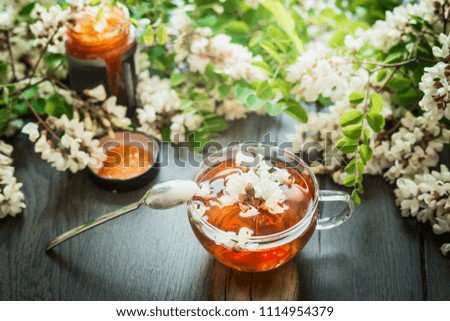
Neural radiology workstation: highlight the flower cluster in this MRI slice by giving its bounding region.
[395,165,450,255]
[419,53,450,120]
[286,45,368,103]
[382,112,450,183]
[30,4,69,54]
[136,71,202,144]
[170,9,267,83]
[0,140,25,218]
[364,0,439,52]
[80,85,132,136]
[212,151,292,216]
[22,116,104,173]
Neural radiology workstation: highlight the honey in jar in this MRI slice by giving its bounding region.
[66,3,137,107]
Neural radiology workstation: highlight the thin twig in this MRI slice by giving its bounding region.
[28,30,58,84]
[376,66,399,93]
[355,56,439,70]
[4,30,17,80]
[22,95,61,142]
[443,4,448,35]
[8,59,65,98]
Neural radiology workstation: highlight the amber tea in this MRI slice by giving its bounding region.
[188,150,319,272]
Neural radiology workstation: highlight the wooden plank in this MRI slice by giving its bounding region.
[0,134,213,300]
[423,150,450,300]
[294,176,423,300]
[0,114,446,300]
[211,261,299,300]
[275,114,423,300]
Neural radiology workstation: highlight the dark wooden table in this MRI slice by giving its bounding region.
[1,114,449,300]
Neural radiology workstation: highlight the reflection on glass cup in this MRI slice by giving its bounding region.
[188,143,354,272]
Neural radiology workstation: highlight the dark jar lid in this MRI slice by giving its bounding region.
[88,131,160,192]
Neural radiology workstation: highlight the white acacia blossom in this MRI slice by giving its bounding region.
[383,112,450,183]
[419,62,450,120]
[218,152,291,216]
[394,165,450,254]
[22,116,104,174]
[30,4,69,54]
[0,140,25,218]
[169,9,268,83]
[136,70,203,143]
[364,0,439,52]
[286,46,368,103]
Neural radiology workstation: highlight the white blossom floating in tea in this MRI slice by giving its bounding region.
[190,150,317,270]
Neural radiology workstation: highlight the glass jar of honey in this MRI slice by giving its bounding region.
[66,3,137,108]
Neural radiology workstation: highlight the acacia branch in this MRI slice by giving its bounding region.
[3,30,17,80]
[355,56,439,71]
[28,30,58,84]
[376,66,399,93]
[22,95,61,142]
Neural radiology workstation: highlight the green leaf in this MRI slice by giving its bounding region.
[343,123,362,140]
[392,87,417,108]
[143,27,154,45]
[0,108,10,131]
[360,144,373,164]
[170,73,187,87]
[283,99,308,123]
[90,0,102,6]
[256,80,274,100]
[376,70,387,82]
[343,174,356,187]
[12,101,29,116]
[266,102,283,116]
[156,26,168,45]
[246,95,264,111]
[370,93,383,113]
[30,98,45,115]
[161,125,170,142]
[367,112,385,132]
[202,115,228,132]
[340,110,363,127]
[271,79,290,96]
[19,2,36,15]
[363,128,371,145]
[197,15,217,27]
[218,85,232,99]
[44,95,72,118]
[22,86,38,100]
[260,41,282,64]
[351,190,361,206]
[336,136,358,153]
[349,92,365,105]
[251,61,273,76]
[219,21,249,35]
[388,77,411,92]
[261,0,303,53]
[2,87,8,105]
[356,160,365,178]
[236,85,253,104]
[345,159,356,174]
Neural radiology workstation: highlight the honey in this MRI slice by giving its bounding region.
[98,144,153,180]
[189,157,318,272]
[66,3,137,107]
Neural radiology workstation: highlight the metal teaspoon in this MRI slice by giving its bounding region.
[46,179,199,251]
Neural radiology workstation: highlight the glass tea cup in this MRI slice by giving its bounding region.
[187,143,354,272]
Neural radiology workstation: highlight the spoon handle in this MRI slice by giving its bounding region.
[46,200,142,251]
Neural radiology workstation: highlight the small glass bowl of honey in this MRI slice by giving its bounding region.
[89,131,159,192]
[187,143,354,272]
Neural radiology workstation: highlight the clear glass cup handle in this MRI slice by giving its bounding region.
[316,190,355,230]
